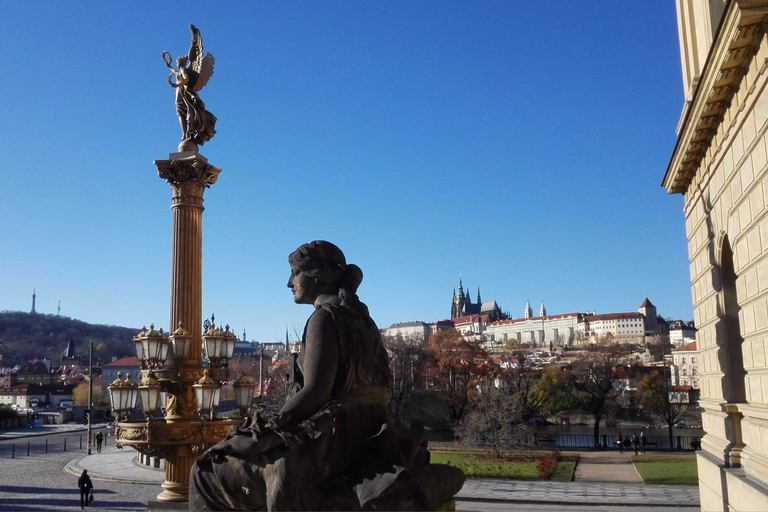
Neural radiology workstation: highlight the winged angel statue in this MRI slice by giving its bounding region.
[163,25,217,152]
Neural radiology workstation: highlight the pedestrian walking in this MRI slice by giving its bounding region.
[639,431,647,454]
[616,432,623,453]
[632,434,639,455]
[77,469,93,509]
[95,431,103,453]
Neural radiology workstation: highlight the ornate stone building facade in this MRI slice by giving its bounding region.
[663,1,768,509]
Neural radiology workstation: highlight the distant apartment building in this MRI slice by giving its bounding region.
[671,341,699,390]
[483,311,580,349]
[578,312,647,341]
[103,357,142,382]
[381,321,432,341]
[668,321,697,348]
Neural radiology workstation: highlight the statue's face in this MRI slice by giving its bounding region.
[287,266,318,304]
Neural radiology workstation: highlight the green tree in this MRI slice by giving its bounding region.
[638,370,695,450]
[531,364,573,416]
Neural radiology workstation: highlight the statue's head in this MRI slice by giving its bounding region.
[288,241,363,304]
[177,56,188,68]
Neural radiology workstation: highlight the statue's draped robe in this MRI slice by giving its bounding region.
[175,82,216,145]
[189,297,464,511]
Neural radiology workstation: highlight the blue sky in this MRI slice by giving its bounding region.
[1,2,690,343]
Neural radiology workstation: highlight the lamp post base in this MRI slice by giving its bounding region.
[116,417,240,501]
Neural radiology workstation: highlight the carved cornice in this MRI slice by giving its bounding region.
[664,2,768,194]
[154,152,222,199]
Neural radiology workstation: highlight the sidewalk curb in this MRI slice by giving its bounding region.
[0,426,90,440]
[63,447,164,486]
[456,496,701,508]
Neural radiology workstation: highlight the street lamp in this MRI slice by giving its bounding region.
[108,372,138,421]
[202,324,224,367]
[138,370,163,419]
[133,324,170,369]
[232,376,256,417]
[169,322,193,364]
[193,369,221,419]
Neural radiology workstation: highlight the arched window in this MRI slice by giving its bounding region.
[721,235,747,403]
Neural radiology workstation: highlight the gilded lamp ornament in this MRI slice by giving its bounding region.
[108,372,138,420]
[193,369,220,419]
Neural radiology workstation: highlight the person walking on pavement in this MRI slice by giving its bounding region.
[616,432,623,453]
[639,431,647,454]
[632,434,639,455]
[78,470,93,509]
[95,431,103,453]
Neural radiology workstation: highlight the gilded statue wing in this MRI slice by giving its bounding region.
[188,24,215,93]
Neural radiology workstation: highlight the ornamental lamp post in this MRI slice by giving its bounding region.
[112,25,244,503]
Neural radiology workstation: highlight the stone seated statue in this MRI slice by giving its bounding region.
[189,241,465,511]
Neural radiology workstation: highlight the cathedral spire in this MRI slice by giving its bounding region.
[477,288,481,305]
[524,301,532,319]
[540,301,547,317]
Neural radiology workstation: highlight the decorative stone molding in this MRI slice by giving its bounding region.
[664,3,768,194]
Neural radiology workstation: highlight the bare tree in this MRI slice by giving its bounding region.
[569,343,630,448]
[382,334,428,421]
[455,382,528,458]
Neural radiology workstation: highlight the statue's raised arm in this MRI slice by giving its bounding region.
[163,24,217,152]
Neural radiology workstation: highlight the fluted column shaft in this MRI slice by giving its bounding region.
[151,152,222,502]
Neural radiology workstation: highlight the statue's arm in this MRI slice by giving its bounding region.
[274,309,338,427]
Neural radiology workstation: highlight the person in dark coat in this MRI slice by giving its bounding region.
[632,434,639,455]
[95,431,103,453]
[78,470,92,509]
[616,432,623,453]
[639,431,647,454]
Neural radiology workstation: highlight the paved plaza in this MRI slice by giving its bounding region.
[0,426,701,511]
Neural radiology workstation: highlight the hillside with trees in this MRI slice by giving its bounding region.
[0,311,139,367]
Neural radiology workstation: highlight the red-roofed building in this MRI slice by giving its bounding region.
[103,357,142,383]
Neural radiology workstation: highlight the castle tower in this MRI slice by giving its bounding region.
[639,298,658,335]
[540,301,547,317]
[524,301,533,319]
[451,277,470,319]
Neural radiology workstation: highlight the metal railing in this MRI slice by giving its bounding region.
[534,433,700,451]
[0,433,110,458]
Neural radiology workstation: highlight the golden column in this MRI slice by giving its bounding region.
[111,25,247,504]
[114,153,239,502]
